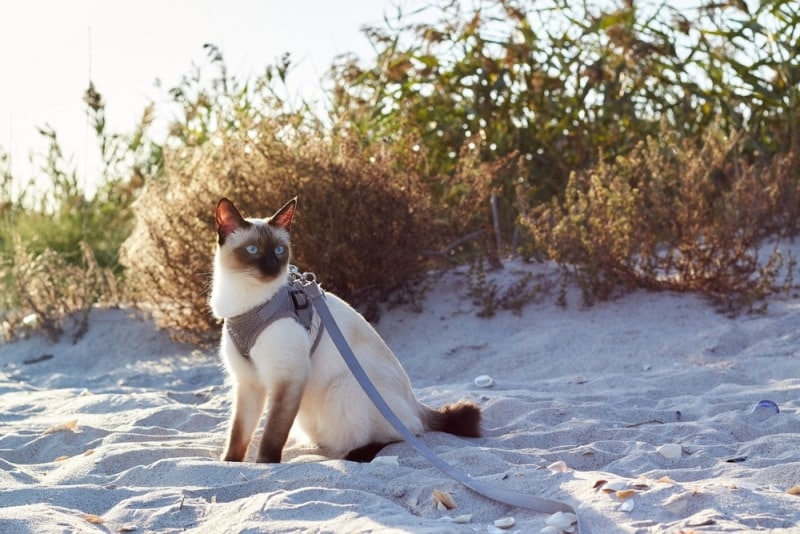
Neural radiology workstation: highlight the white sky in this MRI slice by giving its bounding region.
[0,0,420,197]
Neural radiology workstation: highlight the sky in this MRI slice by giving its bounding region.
[0,0,421,197]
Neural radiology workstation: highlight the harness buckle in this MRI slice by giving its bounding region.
[290,288,310,310]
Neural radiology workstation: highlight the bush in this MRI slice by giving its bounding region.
[120,46,516,341]
[522,127,799,312]
[1,238,117,342]
[0,85,146,341]
[120,121,439,342]
[331,0,800,232]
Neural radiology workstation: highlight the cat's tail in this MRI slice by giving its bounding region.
[421,400,482,437]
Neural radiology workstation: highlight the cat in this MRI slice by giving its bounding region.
[209,197,482,463]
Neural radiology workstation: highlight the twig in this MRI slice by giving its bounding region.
[510,225,521,256]
[625,419,664,428]
[491,192,502,253]
[422,230,485,257]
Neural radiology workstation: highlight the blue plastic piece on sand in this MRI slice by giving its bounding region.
[750,400,780,419]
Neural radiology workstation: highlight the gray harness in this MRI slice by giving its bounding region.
[225,279,324,359]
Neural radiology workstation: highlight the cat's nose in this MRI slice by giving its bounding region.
[260,255,281,275]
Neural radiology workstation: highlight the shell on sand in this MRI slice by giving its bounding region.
[545,511,577,529]
[620,499,635,512]
[547,460,569,473]
[602,480,629,492]
[43,419,78,435]
[432,489,456,510]
[493,516,515,528]
[657,443,682,459]
[83,514,104,524]
[474,375,494,388]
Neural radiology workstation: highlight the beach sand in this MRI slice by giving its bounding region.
[2,254,799,533]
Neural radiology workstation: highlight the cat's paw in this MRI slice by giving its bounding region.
[255,452,282,463]
[221,450,244,462]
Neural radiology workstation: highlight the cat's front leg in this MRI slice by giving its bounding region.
[222,380,267,462]
[256,379,306,463]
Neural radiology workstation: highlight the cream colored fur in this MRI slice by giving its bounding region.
[210,217,425,460]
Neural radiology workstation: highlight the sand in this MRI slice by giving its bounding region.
[2,251,800,533]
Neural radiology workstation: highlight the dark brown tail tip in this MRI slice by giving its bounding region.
[431,399,482,437]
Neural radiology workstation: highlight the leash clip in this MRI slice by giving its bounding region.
[289,264,317,285]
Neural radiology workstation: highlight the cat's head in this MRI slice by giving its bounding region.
[214,197,296,282]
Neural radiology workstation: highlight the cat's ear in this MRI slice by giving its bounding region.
[215,198,248,245]
[269,197,297,230]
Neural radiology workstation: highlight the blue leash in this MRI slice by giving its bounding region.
[299,274,589,533]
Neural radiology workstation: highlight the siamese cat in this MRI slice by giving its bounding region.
[210,197,481,463]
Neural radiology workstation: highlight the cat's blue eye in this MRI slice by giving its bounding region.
[245,245,259,255]
[274,245,286,255]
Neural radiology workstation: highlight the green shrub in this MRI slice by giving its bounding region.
[0,85,150,341]
[330,0,800,232]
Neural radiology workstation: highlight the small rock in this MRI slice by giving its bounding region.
[751,400,779,420]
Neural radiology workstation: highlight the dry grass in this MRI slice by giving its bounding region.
[1,238,117,342]
[120,120,462,341]
[522,129,799,312]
